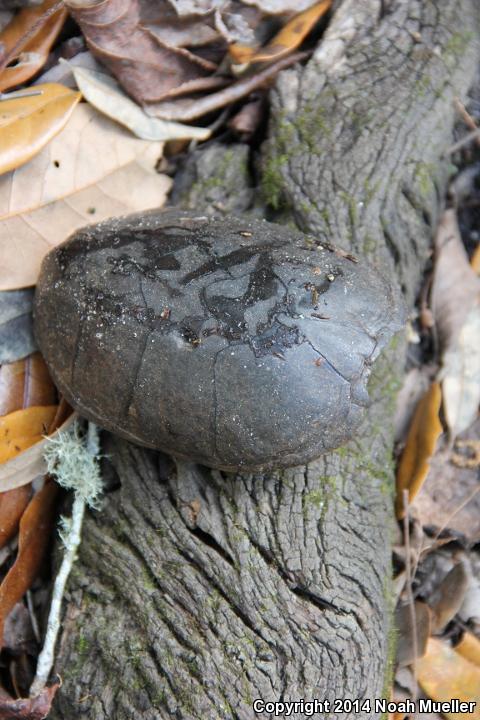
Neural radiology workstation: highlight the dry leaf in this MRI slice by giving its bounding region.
[431,210,480,349]
[0,405,58,462]
[395,601,431,667]
[68,63,211,141]
[229,0,331,64]
[472,245,480,275]
[146,50,308,121]
[394,367,433,444]
[441,305,480,437]
[0,683,59,720]
[431,210,480,437]
[0,0,67,91]
[0,410,76,492]
[0,288,36,364]
[0,484,31,548]
[0,83,81,175]
[0,477,58,645]
[229,98,264,136]
[416,638,480,719]
[64,0,211,104]
[0,102,170,290]
[456,632,480,667]
[0,352,55,415]
[429,562,469,633]
[241,0,321,13]
[396,383,443,518]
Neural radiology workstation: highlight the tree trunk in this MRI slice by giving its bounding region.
[51,1,480,718]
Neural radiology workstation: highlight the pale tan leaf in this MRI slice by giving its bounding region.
[0,103,171,289]
[68,63,211,142]
[441,304,480,436]
[0,411,77,493]
[431,209,480,349]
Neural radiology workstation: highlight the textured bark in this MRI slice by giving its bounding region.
[51,2,480,719]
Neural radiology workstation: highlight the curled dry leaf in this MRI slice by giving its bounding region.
[0,352,56,415]
[0,410,76,492]
[64,0,212,104]
[416,638,480,719]
[69,63,211,141]
[0,477,58,646]
[431,209,480,437]
[395,382,443,518]
[0,288,37,364]
[0,484,31,548]
[146,50,309,121]
[0,83,81,175]
[229,0,331,64]
[0,0,67,91]
[0,102,170,290]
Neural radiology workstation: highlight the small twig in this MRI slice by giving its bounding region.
[0,89,43,101]
[402,490,418,709]
[445,127,480,156]
[454,97,480,138]
[29,422,102,698]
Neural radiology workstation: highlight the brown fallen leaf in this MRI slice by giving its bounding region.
[416,638,480,719]
[64,0,211,104]
[0,0,67,91]
[0,83,81,175]
[146,50,309,121]
[429,562,469,633]
[0,476,58,645]
[395,600,431,667]
[229,0,331,64]
[0,405,58,463]
[0,683,59,720]
[0,102,170,290]
[456,631,480,667]
[0,484,31,548]
[395,382,443,518]
[0,352,56,415]
[0,409,76,492]
[431,209,480,438]
[229,97,264,137]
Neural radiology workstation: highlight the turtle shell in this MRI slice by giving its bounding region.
[34,209,403,472]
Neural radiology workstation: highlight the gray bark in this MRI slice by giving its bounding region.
[51,1,480,718]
